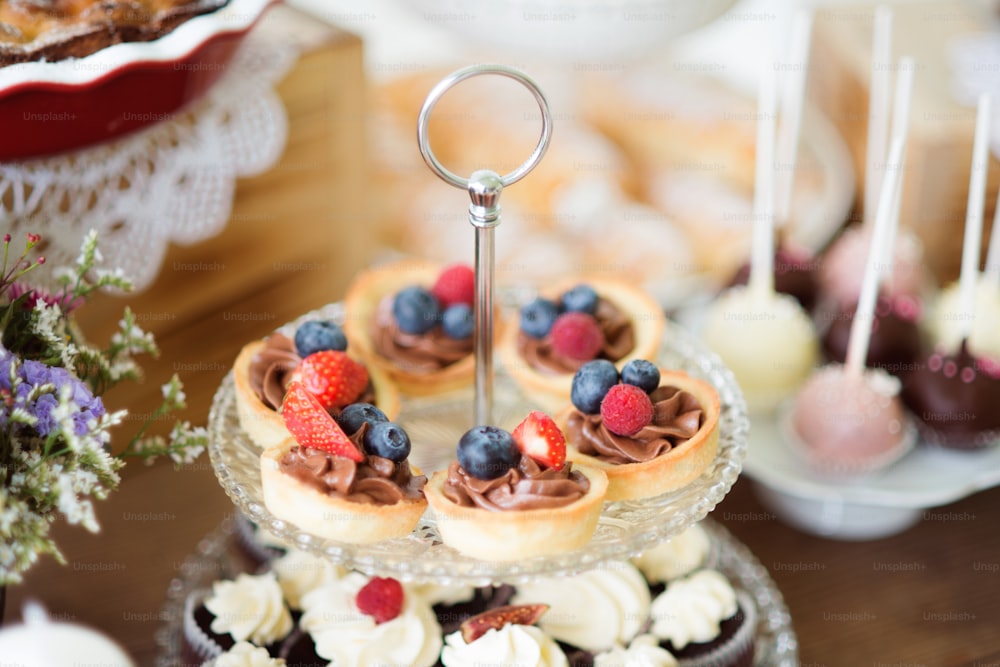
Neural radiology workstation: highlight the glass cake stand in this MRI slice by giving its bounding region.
[153,517,797,666]
[207,302,749,584]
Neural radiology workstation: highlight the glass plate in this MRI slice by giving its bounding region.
[207,303,749,584]
[153,518,797,666]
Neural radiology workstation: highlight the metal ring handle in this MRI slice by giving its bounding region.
[417,64,553,190]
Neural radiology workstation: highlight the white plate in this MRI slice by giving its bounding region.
[743,411,1000,540]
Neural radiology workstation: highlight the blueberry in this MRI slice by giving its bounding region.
[571,359,620,414]
[363,421,411,462]
[294,320,348,356]
[336,402,388,435]
[621,359,661,394]
[441,303,474,340]
[561,284,599,315]
[520,297,560,339]
[457,425,520,480]
[393,286,441,335]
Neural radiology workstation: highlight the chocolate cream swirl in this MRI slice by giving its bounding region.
[278,423,426,505]
[567,386,704,465]
[371,295,473,373]
[443,457,590,511]
[518,298,635,375]
[249,333,301,410]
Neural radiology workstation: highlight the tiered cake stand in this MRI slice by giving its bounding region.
[159,65,798,665]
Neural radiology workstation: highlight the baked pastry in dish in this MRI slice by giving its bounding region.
[0,0,230,66]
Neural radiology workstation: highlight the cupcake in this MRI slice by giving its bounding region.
[298,572,442,667]
[183,572,293,661]
[270,549,347,611]
[259,383,427,544]
[593,635,679,667]
[511,560,651,659]
[632,522,713,590]
[210,641,287,666]
[409,581,516,636]
[648,570,756,667]
[233,318,400,449]
[440,604,568,667]
[499,279,665,408]
[423,411,608,560]
[558,360,720,501]
[343,259,480,395]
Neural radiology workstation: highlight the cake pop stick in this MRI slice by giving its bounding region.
[846,136,905,376]
[750,59,778,299]
[774,10,813,229]
[984,179,1000,286]
[955,92,993,346]
[863,5,893,227]
[881,57,914,283]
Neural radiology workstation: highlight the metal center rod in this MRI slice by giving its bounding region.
[474,225,494,426]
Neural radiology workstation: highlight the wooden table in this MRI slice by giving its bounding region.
[7,10,1000,667]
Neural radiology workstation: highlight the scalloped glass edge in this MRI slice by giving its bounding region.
[152,518,798,667]
[207,303,749,584]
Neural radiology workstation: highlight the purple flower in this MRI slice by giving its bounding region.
[0,348,105,438]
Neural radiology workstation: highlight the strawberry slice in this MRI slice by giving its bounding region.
[460,604,549,643]
[511,410,566,471]
[281,382,363,461]
[292,350,369,411]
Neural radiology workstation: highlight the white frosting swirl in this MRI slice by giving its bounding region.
[271,548,347,609]
[593,635,677,667]
[512,561,650,652]
[440,625,568,667]
[300,572,442,667]
[632,523,711,583]
[408,581,477,607]
[213,641,286,667]
[204,573,292,646]
[649,570,737,649]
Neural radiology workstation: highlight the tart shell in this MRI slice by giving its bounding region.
[498,277,665,409]
[558,370,720,501]
[423,463,609,561]
[259,438,427,544]
[233,338,401,450]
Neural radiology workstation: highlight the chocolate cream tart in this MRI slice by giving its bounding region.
[499,278,665,408]
[260,426,427,544]
[559,370,720,501]
[424,457,607,561]
[344,259,480,395]
[233,333,399,449]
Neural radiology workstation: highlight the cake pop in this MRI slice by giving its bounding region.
[789,135,914,475]
[819,294,921,377]
[902,93,1000,450]
[704,60,818,414]
[726,242,819,312]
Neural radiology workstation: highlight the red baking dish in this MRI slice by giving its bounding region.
[0,0,279,163]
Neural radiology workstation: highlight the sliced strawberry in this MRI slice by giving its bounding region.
[281,382,363,461]
[511,410,566,471]
[460,604,549,643]
[292,350,369,411]
[356,576,405,624]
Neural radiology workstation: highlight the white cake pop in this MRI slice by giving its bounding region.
[0,602,136,667]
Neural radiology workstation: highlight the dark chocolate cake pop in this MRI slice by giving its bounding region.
[820,294,922,378]
[728,244,819,312]
[901,340,1000,449]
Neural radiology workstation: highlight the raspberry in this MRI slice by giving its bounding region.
[355,576,405,624]
[431,263,475,308]
[549,312,604,361]
[600,384,654,436]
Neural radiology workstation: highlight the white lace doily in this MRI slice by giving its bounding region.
[0,26,297,292]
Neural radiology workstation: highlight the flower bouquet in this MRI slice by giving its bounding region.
[0,230,206,588]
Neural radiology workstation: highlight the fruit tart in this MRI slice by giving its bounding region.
[423,411,608,561]
[499,279,665,408]
[344,260,481,395]
[259,383,426,544]
[557,359,720,501]
[234,318,399,449]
